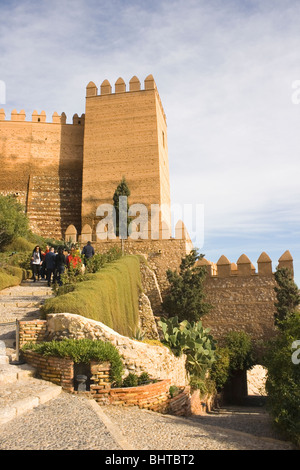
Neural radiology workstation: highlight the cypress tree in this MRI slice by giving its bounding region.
[162,248,212,322]
[113,177,131,237]
[274,266,300,328]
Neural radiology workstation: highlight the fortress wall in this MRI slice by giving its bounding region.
[199,251,294,349]
[81,76,171,234]
[202,274,277,348]
[0,110,84,238]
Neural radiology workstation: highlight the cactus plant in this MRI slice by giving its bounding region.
[158,316,217,378]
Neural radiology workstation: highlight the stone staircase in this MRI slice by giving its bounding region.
[0,348,62,425]
[0,280,62,425]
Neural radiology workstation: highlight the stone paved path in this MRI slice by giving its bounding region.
[0,279,52,359]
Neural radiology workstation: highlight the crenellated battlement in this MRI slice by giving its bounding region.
[0,108,85,125]
[85,74,166,122]
[196,250,294,278]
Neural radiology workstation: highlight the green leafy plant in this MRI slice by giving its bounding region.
[138,372,150,385]
[209,346,231,391]
[120,372,152,388]
[85,248,122,274]
[223,331,255,371]
[210,331,255,391]
[264,313,300,446]
[0,195,29,250]
[130,327,145,341]
[162,248,212,323]
[121,373,139,388]
[169,385,180,398]
[158,316,217,380]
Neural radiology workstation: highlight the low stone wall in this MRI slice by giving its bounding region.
[23,350,74,392]
[22,349,193,416]
[18,320,47,350]
[46,313,188,386]
[109,379,172,412]
[18,314,188,386]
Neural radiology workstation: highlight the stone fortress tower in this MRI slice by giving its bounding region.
[82,75,171,239]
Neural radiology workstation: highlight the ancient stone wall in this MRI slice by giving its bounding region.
[0,109,84,238]
[199,251,294,349]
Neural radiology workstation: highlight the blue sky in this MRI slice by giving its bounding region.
[1,0,300,284]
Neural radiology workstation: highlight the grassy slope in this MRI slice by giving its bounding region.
[41,255,142,337]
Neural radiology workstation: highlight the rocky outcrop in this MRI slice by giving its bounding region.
[46,313,188,386]
[138,293,159,340]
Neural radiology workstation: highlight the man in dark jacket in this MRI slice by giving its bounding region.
[82,241,95,265]
[44,247,56,286]
[55,247,66,286]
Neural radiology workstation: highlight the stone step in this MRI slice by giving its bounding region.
[0,291,53,297]
[0,302,41,308]
[0,363,62,425]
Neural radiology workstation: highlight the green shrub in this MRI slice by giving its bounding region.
[4,265,24,282]
[210,331,255,391]
[0,268,21,290]
[121,373,139,388]
[162,248,212,323]
[264,314,300,446]
[224,331,255,371]
[210,346,231,391]
[40,255,142,337]
[85,248,122,273]
[7,251,33,271]
[274,267,300,327]
[22,338,124,385]
[120,371,152,388]
[138,372,150,385]
[0,195,29,250]
[169,385,180,398]
[4,236,35,253]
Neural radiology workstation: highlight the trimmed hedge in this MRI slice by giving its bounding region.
[0,265,30,290]
[0,268,21,290]
[40,255,142,337]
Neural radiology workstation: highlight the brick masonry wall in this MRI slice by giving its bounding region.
[23,350,74,392]
[18,320,47,350]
